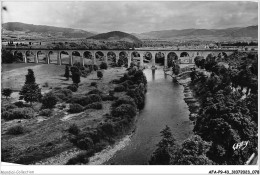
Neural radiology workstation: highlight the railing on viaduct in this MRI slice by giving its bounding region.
[4,47,239,68]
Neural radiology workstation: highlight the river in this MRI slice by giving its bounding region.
[101,68,193,165]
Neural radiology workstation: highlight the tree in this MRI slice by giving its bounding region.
[2,88,13,99]
[97,71,103,79]
[204,54,217,72]
[2,49,15,63]
[149,126,176,165]
[173,64,180,75]
[64,65,70,80]
[71,67,81,85]
[19,69,42,105]
[25,69,36,84]
[170,135,213,165]
[19,84,42,105]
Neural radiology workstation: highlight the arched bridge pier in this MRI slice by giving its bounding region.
[6,48,238,68]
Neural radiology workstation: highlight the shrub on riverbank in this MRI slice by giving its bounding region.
[51,88,73,102]
[41,92,58,109]
[6,125,27,135]
[67,84,78,92]
[68,124,80,135]
[68,104,84,113]
[87,89,103,95]
[2,107,34,120]
[111,96,136,109]
[100,94,114,101]
[114,85,125,92]
[2,104,17,113]
[69,94,101,106]
[111,104,137,118]
[85,102,102,110]
[39,109,52,117]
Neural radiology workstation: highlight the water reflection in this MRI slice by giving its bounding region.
[152,69,155,81]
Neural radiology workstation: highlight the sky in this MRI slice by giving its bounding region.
[2,1,258,33]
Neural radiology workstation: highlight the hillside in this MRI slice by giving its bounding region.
[88,31,142,43]
[2,22,95,39]
[140,26,258,41]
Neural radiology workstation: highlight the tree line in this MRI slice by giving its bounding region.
[149,51,258,165]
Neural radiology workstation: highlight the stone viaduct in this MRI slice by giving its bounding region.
[6,47,238,68]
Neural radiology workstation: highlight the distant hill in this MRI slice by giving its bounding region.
[140,26,258,40]
[88,31,142,43]
[2,22,95,39]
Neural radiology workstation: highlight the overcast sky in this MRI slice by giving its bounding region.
[2,1,258,33]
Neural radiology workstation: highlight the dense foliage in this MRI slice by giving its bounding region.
[149,51,257,165]
[191,52,258,165]
[2,88,13,99]
[149,126,177,165]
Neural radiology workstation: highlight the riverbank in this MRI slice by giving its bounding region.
[168,68,200,124]
[100,68,193,165]
[2,63,142,165]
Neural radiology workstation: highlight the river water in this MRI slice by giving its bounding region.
[104,68,193,165]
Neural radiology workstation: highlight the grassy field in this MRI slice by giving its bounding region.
[1,63,127,164]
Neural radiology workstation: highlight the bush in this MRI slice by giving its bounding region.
[71,69,81,85]
[100,62,108,69]
[66,152,90,165]
[2,88,13,99]
[39,109,52,117]
[88,94,102,104]
[68,103,84,113]
[100,122,116,136]
[127,87,145,109]
[6,125,26,135]
[111,104,137,118]
[76,137,94,150]
[41,92,58,109]
[120,73,130,82]
[128,85,138,89]
[2,104,17,111]
[68,124,80,135]
[13,101,25,108]
[97,71,103,79]
[67,84,78,92]
[120,80,134,89]
[90,82,97,87]
[2,107,34,120]
[109,90,115,96]
[93,65,98,71]
[52,88,73,101]
[101,94,114,101]
[85,102,103,110]
[87,89,103,95]
[69,94,102,106]
[114,85,125,92]
[94,141,108,152]
[112,96,136,109]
